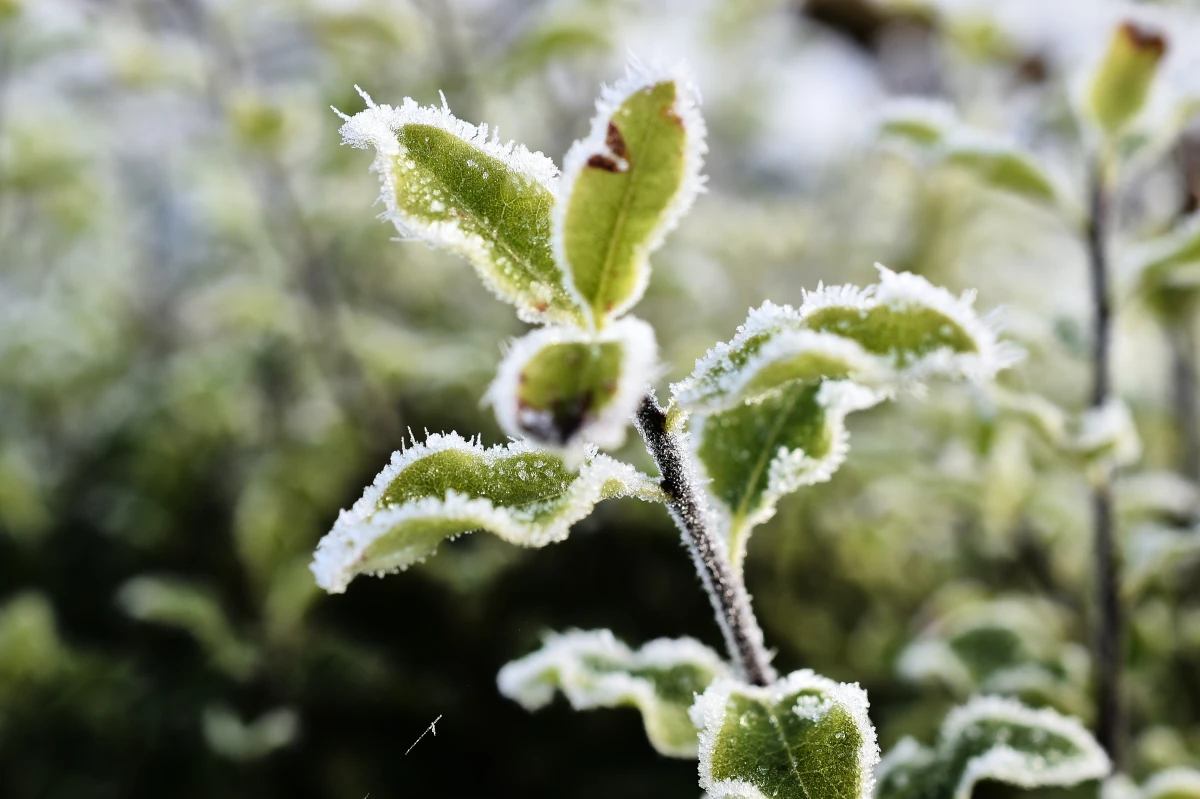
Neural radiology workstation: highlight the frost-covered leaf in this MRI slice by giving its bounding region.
[878,97,956,150]
[879,101,1060,208]
[1085,21,1167,138]
[203,705,300,762]
[309,433,662,593]
[897,593,1090,716]
[1128,212,1200,313]
[1141,769,1200,799]
[691,669,879,799]
[487,317,657,460]
[117,576,260,680]
[695,380,881,567]
[1126,523,1200,596]
[993,391,1142,474]
[675,266,1012,414]
[337,89,583,325]
[497,629,730,758]
[876,696,1110,799]
[554,61,706,326]
[941,132,1059,207]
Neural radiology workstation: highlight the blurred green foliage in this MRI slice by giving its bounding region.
[2,0,1200,797]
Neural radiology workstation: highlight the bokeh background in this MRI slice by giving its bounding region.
[4,0,1200,796]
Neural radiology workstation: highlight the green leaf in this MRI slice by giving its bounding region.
[941,135,1059,206]
[337,89,583,325]
[672,322,877,413]
[876,696,1110,799]
[1129,212,1200,314]
[879,100,1059,208]
[896,593,1090,716]
[695,380,881,568]
[1141,769,1200,799]
[554,62,706,326]
[1086,21,1167,138]
[203,705,299,762]
[487,317,657,459]
[117,576,260,681]
[878,97,956,150]
[691,668,879,799]
[309,433,663,593]
[497,629,730,757]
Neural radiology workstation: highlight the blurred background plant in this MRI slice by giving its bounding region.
[3,0,1200,796]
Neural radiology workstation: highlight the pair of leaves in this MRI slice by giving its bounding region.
[497,629,730,758]
[337,61,705,456]
[994,390,1142,477]
[896,592,1090,716]
[309,433,661,594]
[878,99,1062,210]
[876,696,1110,799]
[673,266,1015,567]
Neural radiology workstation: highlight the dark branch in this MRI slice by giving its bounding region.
[634,393,776,686]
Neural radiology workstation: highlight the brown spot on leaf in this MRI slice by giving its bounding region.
[587,154,622,172]
[1119,20,1167,56]
[605,122,628,159]
[663,106,683,127]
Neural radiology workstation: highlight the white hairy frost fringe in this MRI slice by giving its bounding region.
[336,86,560,190]
[497,629,731,757]
[309,432,658,593]
[675,264,1019,413]
[940,696,1111,799]
[485,316,659,465]
[552,56,708,326]
[672,325,879,412]
[335,88,566,324]
[690,669,880,799]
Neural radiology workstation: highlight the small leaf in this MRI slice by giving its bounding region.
[695,380,882,567]
[487,316,658,460]
[673,317,877,413]
[993,391,1142,476]
[1128,212,1200,314]
[690,668,879,799]
[497,629,730,757]
[337,89,583,325]
[896,593,1090,716]
[554,60,706,326]
[878,97,957,150]
[879,100,1060,209]
[309,433,662,593]
[1141,769,1200,799]
[1086,21,1167,138]
[203,705,300,762]
[876,696,1110,799]
[942,131,1059,206]
[117,576,260,680]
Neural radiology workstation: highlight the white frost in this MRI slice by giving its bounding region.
[691,669,880,799]
[309,433,659,593]
[552,57,708,325]
[486,316,659,464]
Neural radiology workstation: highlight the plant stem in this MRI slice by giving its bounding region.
[1168,318,1200,483]
[1085,160,1124,768]
[634,393,776,686]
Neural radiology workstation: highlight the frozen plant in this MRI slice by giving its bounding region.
[312,59,1111,798]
